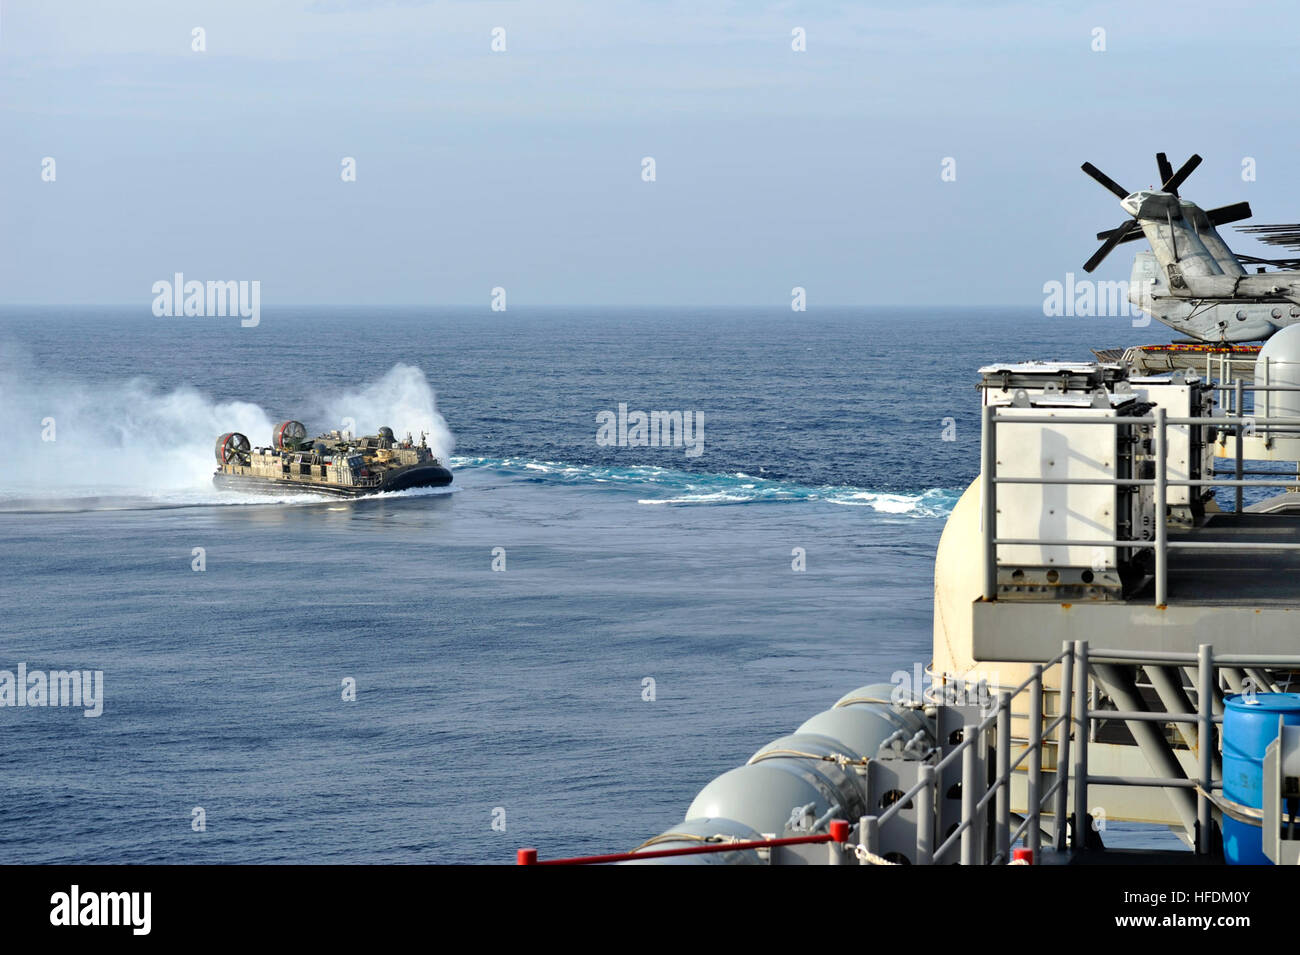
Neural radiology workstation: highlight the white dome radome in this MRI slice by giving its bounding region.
[1257,323,1300,422]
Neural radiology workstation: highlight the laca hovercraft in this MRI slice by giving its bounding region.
[213,421,452,498]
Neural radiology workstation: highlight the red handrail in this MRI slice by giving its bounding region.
[517,819,850,865]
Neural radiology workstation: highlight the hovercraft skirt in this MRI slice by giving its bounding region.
[212,465,452,498]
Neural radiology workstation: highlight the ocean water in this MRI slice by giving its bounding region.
[0,306,1170,862]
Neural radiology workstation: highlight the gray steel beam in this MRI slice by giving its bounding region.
[1197,645,1215,855]
[1054,642,1074,851]
[1091,662,1200,838]
[961,724,979,865]
[982,406,997,602]
[1235,379,1245,513]
[916,765,935,865]
[1144,664,1202,752]
[1073,641,1089,849]
[1155,407,1168,607]
[1027,666,1043,858]
[996,693,1011,863]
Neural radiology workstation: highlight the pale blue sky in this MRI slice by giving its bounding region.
[2,0,1297,305]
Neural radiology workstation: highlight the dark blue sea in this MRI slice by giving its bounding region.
[0,306,1172,862]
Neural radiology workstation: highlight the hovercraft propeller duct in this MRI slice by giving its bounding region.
[273,420,308,451]
[1080,152,1252,272]
[215,432,252,466]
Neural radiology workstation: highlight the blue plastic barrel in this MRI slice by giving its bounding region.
[1222,692,1300,865]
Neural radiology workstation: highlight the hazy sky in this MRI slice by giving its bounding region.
[2,0,1297,306]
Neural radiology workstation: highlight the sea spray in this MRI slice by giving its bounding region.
[311,363,454,463]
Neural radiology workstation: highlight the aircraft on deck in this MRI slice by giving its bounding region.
[1082,152,1300,342]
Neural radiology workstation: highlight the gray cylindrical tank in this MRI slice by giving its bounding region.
[622,817,765,865]
[796,706,908,763]
[686,683,933,833]
[749,732,868,821]
[751,730,865,761]
[685,761,839,833]
[638,678,936,863]
[787,682,930,760]
[836,682,930,735]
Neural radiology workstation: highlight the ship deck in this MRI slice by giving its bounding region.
[1155,513,1300,606]
[1091,344,1259,380]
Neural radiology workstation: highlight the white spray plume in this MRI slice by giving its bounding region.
[311,363,454,462]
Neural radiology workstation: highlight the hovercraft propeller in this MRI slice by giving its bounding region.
[216,432,252,466]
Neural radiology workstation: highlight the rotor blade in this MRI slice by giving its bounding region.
[1235,222,1300,253]
[1207,201,1252,227]
[1084,221,1136,272]
[1095,220,1143,242]
[1160,154,1202,195]
[1082,162,1129,199]
[1237,254,1300,269]
[1156,152,1175,190]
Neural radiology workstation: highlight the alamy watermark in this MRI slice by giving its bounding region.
[50,886,151,935]
[1042,272,1154,323]
[152,273,261,327]
[891,663,999,714]
[0,663,103,717]
[596,403,704,457]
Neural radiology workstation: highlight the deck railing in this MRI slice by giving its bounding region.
[877,644,1074,864]
[857,640,1300,864]
[981,400,1300,608]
